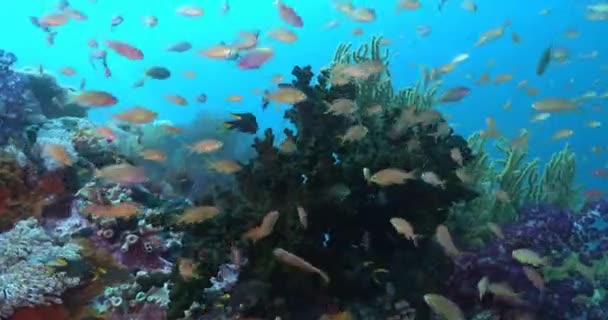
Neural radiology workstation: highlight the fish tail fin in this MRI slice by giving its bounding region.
[318,270,330,285]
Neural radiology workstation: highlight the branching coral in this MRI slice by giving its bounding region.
[0,218,81,318]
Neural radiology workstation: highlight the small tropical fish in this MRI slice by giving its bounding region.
[95,127,117,141]
[369,168,416,186]
[71,90,117,107]
[106,40,143,60]
[274,0,303,27]
[390,217,421,246]
[140,149,167,162]
[536,46,552,76]
[145,67,171,79]
[176,206,221,224]
[142,15,158,27]
[324,98,356,116]
[178,258,199,281]
[273,248,330,283]
[223,112,258,134]
[60,66,76,76]
[268,27,298,43]
[461,0,477,12]
[207,159,243,174]
[437,86,470,103]
[82,202,140,218]
[166,95,188,106]
[96,164,148,185]
[113,106,158,124]
[478,276,489,300]
[110,15,123,31]
[238,47,274,69]
[421,171,446,189]
[198,44,235,59]
[349,7,376,22]
[176,5,204,17]
[226,94,244,102]
[297,206,308,229]
[532,97,576,112]
[435,224,462,258]
[159,124,183,134]
[338,125,368,144]
[398,0,421,11]
[450,148,464,166]
[279,135,297,155]
[197,93,207,103]
[44,144,74,167]
[511,32,521,43]
[188,139,223,153]
[423,294,464,320]
[243,210,280,243]
[487,222,504,239]
[39,13,70,27]
[166,41,192,52]
[512,248,549,266]
[522,266,545,292]
[493,74,513,84]
[265,87,307,104]
[551,128,574,140]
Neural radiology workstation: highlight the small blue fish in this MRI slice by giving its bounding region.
[438,0,448,11]
[166,41,192,53]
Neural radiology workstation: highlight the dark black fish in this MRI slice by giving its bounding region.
[536,46,552,76]
[224,112,258,134]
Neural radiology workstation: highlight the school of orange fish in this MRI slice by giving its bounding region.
[26,0,608,317]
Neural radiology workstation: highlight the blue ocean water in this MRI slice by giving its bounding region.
[3,0,606,193]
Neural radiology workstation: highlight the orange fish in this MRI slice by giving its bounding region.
[113,106,158,124]
[82,202,140,218]
[96,164,148,185]
[94,127,117,141]
[493,74,514,84]
[43,144,74,167]
[268,27,298,43]
[197,44,234,59]
[352,27,364,36]
[226,94,244,102]
[188,139,223,153]
[166,95,188,106]
[60,67,76,76]
[183,70,196,79]
[140,149,167,161]
[39,13,70,27]
[176,206,221,224]
[71,90,117,107]
[243,210,280,243]
[271,74,284,83]
[178,258,199,281]
[159,125,183,134]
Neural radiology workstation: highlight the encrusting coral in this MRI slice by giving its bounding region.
[0,218,81,318]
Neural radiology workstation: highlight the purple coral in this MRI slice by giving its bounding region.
[0,49,29,143]
[447,201,608,319]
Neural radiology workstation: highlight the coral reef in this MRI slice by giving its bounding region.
[447,200,608,319]
[166,37,475,319]
[0,49,29,144]
[447,133,582,247]
[0,218,81,318]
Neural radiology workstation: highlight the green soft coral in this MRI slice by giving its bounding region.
[447,135,583,247]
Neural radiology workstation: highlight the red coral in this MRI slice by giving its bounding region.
[8,304,68,320]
